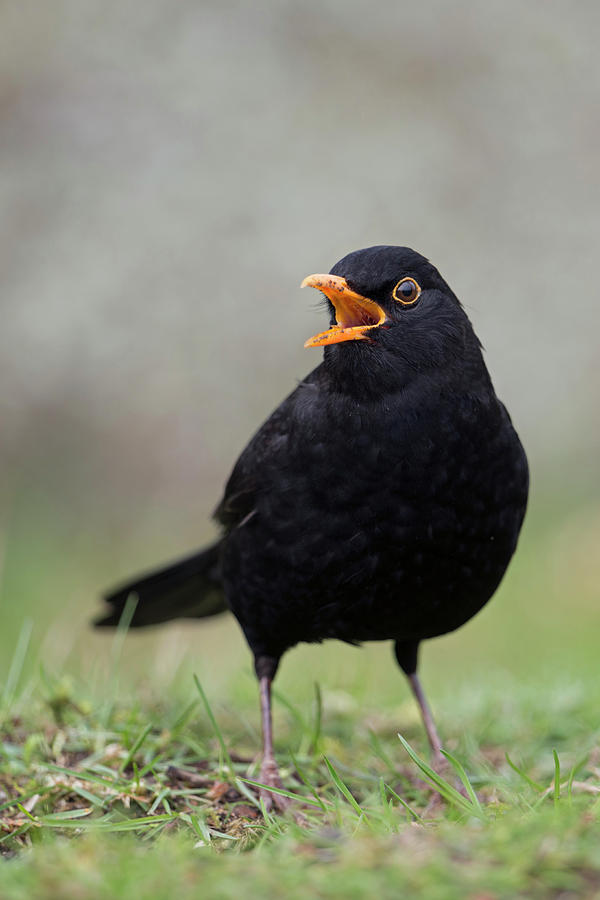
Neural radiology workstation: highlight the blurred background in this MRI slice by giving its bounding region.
[0,1,598,716]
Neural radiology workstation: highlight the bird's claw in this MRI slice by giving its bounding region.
[258,758,308,824]
[258,758,292,813]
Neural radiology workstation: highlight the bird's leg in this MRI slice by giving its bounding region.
[405,671,444,766]
[394,640,474,813]
[394,640,444,766]
[254,655,290,812]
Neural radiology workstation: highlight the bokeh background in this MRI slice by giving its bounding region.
[1,2,599,716]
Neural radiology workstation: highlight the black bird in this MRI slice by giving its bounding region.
[96,246,528,808]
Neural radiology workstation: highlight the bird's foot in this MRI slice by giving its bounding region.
[257,758,308,824]
[258,758,292,813]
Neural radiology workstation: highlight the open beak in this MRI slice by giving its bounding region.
[301,274,387,348]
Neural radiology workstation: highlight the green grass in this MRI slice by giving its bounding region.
[1,490,600,897]
[0,670,600,898]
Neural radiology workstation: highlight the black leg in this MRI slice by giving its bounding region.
[254,655,290,811]
[394,640,444,765]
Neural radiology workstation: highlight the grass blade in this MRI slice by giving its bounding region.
[309,682,323,754]
[119,722,153,773]
[233,777,264,809]
[440,749,483,813]
[567,753,589,802]
[398,734,485,819]
[102,595,138,726]
[553,749,561,804]
[323,756,368,820]
[505,753,545,792]
[70,786,105,808]
[383,782,423,823]
[0,821,34,845]
[170,699,199,735]
[270,688,307,735]
[39,807,94,822]
[368,728,402,776]
[193,674,233,773]
[289,750,328,811]
[240,778,324,808]
[1,618,33,713]
[44,763,119,788]
[186,812,212,844]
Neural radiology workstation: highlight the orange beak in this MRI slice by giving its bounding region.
[301,274,387,348]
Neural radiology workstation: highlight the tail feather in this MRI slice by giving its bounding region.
[94,541,227,628]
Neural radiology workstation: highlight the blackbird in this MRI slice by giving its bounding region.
[96,246,529,809]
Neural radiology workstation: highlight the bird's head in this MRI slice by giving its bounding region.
[302,246,486,395]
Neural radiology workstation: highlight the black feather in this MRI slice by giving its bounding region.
[95,542,226,627]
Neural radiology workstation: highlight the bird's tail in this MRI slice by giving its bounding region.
[94,541,227,628]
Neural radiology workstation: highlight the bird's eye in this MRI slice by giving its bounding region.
[392,277,421,305]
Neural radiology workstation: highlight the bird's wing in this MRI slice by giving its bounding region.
[213,372,318,531]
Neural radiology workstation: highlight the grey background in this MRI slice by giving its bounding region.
[0,2,598,610]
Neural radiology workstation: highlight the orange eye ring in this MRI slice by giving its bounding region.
[392,277,421,305]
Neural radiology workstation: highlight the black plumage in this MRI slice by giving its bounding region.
[96,246,528,808]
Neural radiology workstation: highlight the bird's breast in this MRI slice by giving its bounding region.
[224,384,528,651]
